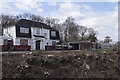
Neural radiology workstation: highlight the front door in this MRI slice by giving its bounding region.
[36,40,40,50]
[8,40,13,51]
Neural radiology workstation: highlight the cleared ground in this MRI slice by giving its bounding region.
[2,50,120,78]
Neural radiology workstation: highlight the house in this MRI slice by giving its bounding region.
[2,19,60,51]
[100,36,113,50]
[101,42,114,50]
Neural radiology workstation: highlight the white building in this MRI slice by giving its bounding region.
[2,19,60,51]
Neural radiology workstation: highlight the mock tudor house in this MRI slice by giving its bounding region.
[1,19,60,51]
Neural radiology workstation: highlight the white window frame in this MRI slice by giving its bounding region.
[20,27,29,34]
[51,31,56,37]
[36,28,40,34]
[44,33,47,39]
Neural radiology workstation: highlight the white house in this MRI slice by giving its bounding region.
[2,19,60,51]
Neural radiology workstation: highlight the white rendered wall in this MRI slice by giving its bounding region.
[31,27,59,48]
[31,27,49,50]
[14,38,32,46]
[0,38,3,45]
[30,39,45,50]
[3,26,16,45]
[3,26,16,39]
[31,27,49,40]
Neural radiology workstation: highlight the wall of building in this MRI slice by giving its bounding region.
[3,26,16,39]
[31,27,50,40]
[13,38,32,51]
[30,39,45,50]
[2,26,60,51]
[31,27,59,49]
[0,37,3,45]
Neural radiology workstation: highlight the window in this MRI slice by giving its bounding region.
[51,31,56,37]
[20,39,28,45]
[20,27,29,34]
[44,33,47,39]
[36,28,40,34]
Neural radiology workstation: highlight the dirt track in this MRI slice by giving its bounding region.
[2,50,120,78]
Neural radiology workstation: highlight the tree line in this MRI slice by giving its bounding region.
[1,13,97,42]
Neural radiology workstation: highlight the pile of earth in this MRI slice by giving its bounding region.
[2,50,119,78]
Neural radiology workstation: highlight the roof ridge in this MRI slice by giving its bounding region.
[15,19,58,31]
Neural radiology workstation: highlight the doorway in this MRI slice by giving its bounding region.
[8,40,13,51]
[36,40,41,50]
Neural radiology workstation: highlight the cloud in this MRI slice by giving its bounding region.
[0,2,11,13]
[36,8,43,13]
[15,0,43,12]
[48,2,57,6]
[16,3,30,11]
[50,2,118,42]
[0,0,119,2]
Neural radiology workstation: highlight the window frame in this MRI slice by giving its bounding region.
[20,27,29,34]
[44,33,47,39]
[36,28,40,34]
[51,31,56,37]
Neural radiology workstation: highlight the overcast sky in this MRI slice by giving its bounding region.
[0,0,118,43]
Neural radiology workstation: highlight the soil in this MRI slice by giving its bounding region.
[2,50,120,78]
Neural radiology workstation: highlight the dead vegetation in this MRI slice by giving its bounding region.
[2,50,119,78]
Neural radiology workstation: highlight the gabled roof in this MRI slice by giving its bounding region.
[15,19,57,31]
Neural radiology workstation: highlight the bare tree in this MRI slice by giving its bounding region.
[17,13,44,23]
[44,17,58,27]
[63,17,79,41]
[1,14,17,27]
[88,28,97,36]
[79,26,87,40]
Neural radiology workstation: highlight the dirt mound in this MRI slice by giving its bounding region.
[2,51,119,78]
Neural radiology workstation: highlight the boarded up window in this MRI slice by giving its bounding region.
[4,39,8,45]
[20,39,28,45]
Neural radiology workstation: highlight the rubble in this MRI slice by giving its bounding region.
[7,62,11,65]
[86,64,90,70]
[2,50,119,78]
[48,55,54,57]
[103,51,107,54]
[26,52,33,55]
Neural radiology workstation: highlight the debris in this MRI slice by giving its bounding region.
[95,56,98,59]
[74,55,76,57]
[26,52,32,55]
[24,64,29,68]
[48,55,54,57]
[103,51,107,54]
[44,71,50,75]
[78,58,81,60]
[86,64,90,70]
[86,54,90,57]
[2,50,119,78]
[7,62,11,65]
[22,54,25,58]
[85,72,87,75]
[109,59,114,62]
